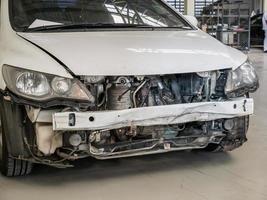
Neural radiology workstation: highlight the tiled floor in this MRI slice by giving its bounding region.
[0,49,266,200]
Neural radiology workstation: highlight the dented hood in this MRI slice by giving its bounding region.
[18,30,247,76]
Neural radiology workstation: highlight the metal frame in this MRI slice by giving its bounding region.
[166,0,185,13]
[52,98,253,131]
[196,0,251,51]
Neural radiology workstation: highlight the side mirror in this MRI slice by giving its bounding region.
[184,15,199,27]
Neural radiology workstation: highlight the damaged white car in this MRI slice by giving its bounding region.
[0,0,259,176]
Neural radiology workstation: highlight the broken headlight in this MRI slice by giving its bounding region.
[225,61,259,97]
[2,65,94,102]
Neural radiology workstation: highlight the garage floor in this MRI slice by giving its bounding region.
[0,49,266,200]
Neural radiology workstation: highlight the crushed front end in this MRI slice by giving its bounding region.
[1,63,258,167]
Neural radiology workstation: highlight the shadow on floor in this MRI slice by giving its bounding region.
[5,150,233,187]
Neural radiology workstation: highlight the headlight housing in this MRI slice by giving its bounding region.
[225,61,259,97]
[2,65,95,102]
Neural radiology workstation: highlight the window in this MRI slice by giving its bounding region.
[10,0,191,32]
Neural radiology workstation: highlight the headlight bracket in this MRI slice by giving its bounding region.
[210,70,229,100]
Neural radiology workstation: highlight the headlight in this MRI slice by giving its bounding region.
[51,77,71,95]
[225,61,259,96]
[2,65,95,102]
[16,72,50,96]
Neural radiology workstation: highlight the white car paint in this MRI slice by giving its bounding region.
[0,0,256,159]
[0,0,248,89]
[0,0,72,89]
[18,31,247,76]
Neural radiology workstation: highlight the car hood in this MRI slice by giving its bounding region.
[18,30,247,76]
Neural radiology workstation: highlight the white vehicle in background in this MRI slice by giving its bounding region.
[0,0,258,176]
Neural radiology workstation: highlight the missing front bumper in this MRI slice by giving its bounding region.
[88,133,226,160]
[52,98,253,131]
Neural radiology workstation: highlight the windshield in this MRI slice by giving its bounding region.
[10,0,191,32]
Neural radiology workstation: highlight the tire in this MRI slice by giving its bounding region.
[0,106,33,177]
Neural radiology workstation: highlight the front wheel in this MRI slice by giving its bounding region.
[0,103,33,177]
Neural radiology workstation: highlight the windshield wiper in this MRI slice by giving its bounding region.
[24,23,192,32]
[24,23,155,32]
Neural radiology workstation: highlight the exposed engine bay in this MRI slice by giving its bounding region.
[81,71,230,130]
[17,71,253,167]
[83,73,214,110]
